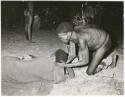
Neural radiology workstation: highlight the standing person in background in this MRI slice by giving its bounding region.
[24,1,34,41]
[33,15,41,33]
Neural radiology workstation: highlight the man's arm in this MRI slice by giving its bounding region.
[64,39,89,67]
[66,41,76,63]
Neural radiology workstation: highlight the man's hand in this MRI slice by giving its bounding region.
[66,55,76,64]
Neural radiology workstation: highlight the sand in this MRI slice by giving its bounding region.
[1,28,124,95]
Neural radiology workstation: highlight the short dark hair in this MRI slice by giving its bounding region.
[56,22,74,34]
[55,49,68,63]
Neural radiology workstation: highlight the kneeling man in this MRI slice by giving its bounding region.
[57,23,111,75]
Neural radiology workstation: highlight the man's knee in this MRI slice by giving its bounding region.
[86,68,95,75]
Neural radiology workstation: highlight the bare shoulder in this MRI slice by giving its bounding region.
[83,25,107,35]
[74,24,96,30]
[75,24,108,40]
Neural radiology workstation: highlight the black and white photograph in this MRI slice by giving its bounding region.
[1,0,124,96]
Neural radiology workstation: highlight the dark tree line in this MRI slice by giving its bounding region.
[1,1,123,31]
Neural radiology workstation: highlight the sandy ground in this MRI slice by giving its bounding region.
[1,28,124,95]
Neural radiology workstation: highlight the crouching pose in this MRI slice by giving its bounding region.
[57,23,111,75]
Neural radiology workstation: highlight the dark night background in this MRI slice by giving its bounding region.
[1,1,124,44]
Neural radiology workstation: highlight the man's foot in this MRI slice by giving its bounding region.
[95,62,106,73]
[95,55,117,74]
[109,55,118,68]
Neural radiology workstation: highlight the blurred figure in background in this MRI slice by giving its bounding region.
[24,2,34,41]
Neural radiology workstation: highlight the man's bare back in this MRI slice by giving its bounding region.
[74,25,109,50]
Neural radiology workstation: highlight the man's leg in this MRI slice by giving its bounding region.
[86,48,107,75]
[27,23,32,41]
[25,24,29,40]
[27,16,33,41]
[87,34,111,75]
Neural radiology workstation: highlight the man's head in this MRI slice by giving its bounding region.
[58,31,73,43]
[56,22,74,44]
